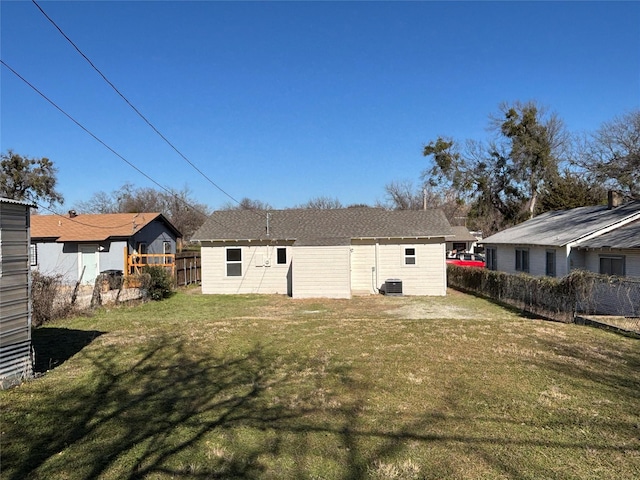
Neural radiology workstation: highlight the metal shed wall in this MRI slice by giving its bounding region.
[0,200,33,387]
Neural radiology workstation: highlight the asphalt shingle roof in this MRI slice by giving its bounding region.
[482,201,640,247]
[449,226,478,242]
[576,219,640,249]
[31,212,179,242]
[192,208,453,242]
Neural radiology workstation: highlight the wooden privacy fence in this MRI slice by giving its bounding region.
[175,252,201,286]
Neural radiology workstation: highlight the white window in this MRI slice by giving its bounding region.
[546,250,556,277]
[404,247,416,265]
[600,256,624,276]
[30,244,38,266]
[277,247,287,265]
[226,248,242,276]
[515,248,529,273]
[485,247,497,271]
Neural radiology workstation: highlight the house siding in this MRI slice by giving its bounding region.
[0,200,33,387]
[350,242,376,294]
[351,239,447,296]
[377,240,446,296]
[201,238,448,298]
[292,245,351,299]
[200,242,292,295]
[583,249,640,278]
[132,220,178,255]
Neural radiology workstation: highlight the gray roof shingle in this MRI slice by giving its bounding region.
[482,201,640,247]
[576,219,640,249]
[192,208,453,242]
[449,226,478,242]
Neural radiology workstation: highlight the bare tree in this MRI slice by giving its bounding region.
[220,197,273,211]
[575,109,640,198]
[294,196,343,209]
[74,183,211,240]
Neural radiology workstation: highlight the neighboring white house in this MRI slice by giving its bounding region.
[0,197,35,388]
[191,208,453,298]
[573,218,640,277]
[481,197,640,278]
[446,226,480,256]
[30,212,181,285]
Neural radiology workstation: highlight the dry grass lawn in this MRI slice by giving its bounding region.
[1,289,638,479]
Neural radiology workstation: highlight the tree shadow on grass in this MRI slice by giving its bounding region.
[4,332,639,479]
[31,327,105,373]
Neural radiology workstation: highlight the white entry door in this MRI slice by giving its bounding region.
[80,245,98,285]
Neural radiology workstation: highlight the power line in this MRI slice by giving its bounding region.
[0,60,252,237]
[31,0,245,209]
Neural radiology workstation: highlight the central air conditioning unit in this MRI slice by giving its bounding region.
[384,278,403,296]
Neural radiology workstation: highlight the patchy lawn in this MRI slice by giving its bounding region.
[1,290,638,479]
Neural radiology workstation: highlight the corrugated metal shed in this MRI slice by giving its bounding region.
[0,197,35,388]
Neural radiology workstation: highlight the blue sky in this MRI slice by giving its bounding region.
[2,1,639,212]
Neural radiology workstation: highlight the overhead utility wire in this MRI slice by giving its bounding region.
[31,0,246,210]
[0,60,249,237]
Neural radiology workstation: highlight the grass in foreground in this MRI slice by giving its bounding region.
[1,290,638,479]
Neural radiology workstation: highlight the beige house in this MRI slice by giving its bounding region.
[192,208,453,298]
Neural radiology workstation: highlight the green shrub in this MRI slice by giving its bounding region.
[141,265,174,301]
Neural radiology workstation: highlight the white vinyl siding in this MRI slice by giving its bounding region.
[350,243,377,294]
[350,239,447,296]
[200,243,292,295]
[201,239,448,298]
[493,245,569,277]
[583,249,640,278]
[292,245,351,299]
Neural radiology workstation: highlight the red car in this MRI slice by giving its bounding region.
[446,253,486,268]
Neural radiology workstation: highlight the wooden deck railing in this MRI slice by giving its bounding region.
[125,249,175,277]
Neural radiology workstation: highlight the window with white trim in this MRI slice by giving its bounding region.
[30,244,38,266]
[515,248,529,273]
[545,250,556,277]
[485,247,497,271]
[276,247,287,265]
[226,248,242,276]
[600,256,624,276]
[404,247,416,265]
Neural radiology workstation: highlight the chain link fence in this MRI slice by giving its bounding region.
[447,266,640,334]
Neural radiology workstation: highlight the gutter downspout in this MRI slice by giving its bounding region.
[374,239,380,293]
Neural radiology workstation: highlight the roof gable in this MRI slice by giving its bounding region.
[192,208,452,242]
[482,201,640,247]
[31,212,181,242]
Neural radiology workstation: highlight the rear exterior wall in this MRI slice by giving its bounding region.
[200,242,293,295]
